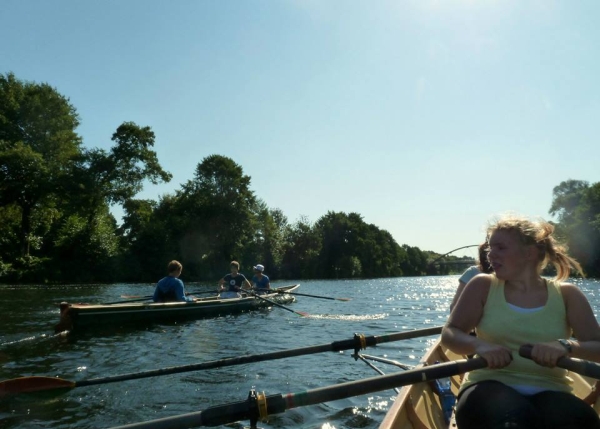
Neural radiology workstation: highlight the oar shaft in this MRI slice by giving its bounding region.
[109,291,217,305]
[0,325,445,395]
[355,355,401,393]
[248,291,306,316]
[102,297,152,305]
[74,341,335,387]
[357,353,412,370]
[277,291,348,301]
[73,326,444,388]
[284,357,487,408]
[109,357,487,429]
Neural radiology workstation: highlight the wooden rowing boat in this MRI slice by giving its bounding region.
[55,284,300,333]
[379,337,600,429]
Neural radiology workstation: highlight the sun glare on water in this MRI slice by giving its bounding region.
[307,313,388,321]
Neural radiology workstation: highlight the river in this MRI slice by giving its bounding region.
[1,276,599,429]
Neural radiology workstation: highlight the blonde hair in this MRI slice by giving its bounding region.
[487,215,584,281]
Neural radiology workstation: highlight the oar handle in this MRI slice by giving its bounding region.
[519,345,600,379]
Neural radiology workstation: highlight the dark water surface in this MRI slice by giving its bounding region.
[1,277,599,429]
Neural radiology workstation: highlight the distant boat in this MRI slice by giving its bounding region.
[55,284,300,333]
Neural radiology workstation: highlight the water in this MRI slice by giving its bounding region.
[1,277,599,429]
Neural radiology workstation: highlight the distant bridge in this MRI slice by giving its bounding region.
[428,244,479,268]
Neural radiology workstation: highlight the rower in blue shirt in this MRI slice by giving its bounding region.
[218,261,251,299]
[153,260,194,302]
[251,264,271,294]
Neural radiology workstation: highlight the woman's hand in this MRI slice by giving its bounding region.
[527,341,568,368]
[474,342,513,369]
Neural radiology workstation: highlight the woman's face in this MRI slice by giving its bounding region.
[488,229,529,280]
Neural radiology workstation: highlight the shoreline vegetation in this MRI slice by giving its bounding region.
[1,72,599,284]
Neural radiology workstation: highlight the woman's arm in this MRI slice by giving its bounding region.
[449,280,467,312]
[526,284,600,368]
[563,283,600,362]
[442,275,513,368]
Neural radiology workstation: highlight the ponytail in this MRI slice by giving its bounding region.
[489,215,584,281]
[536,224,584,281]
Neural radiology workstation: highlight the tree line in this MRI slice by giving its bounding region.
[1,73,598,283]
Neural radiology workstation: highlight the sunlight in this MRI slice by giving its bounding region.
[307,313,388,321]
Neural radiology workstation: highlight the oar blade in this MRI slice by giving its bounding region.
[0,376,75,397]
[336,298,351,301]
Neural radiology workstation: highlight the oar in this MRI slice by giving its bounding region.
[108,356,488,429]
[247,290,309,317]
[519,345,600,379]
[354,355,401,394]
[272,289,351,301]
[0,325,443,397]
[102,297,154,305]
[104,291,217,305]
[355,353,413,370]
[119,290,216,299]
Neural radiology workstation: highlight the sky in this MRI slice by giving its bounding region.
[2,0,599,257]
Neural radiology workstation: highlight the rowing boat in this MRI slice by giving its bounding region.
[55,284,300,333]
[379,337,600,429]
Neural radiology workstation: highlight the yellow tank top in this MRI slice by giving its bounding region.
[460,275,573,393]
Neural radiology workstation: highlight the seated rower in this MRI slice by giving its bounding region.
[153,260,195,302]
[251,264,271,294]
[218,261,251,299]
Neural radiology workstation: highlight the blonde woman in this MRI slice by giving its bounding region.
[442,215,600,428]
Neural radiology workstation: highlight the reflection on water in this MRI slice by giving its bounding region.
[0,277,599,428]
[307,314,388,321]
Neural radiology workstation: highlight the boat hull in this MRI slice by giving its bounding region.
[56,284,300,332]
[379,337,600,429]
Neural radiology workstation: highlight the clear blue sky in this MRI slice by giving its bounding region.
[2,1,598,256]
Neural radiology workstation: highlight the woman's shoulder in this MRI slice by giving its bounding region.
[556,281,584,298]
[466,273,494,295]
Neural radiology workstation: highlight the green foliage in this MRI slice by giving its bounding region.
[281,216,322,279]
[174,155,257,278]
[67,121,172,226]
[400,245,428,276]
[0,72,82,257]
[550,180,600,277]
[2,255,51,283]
[245,202,287,278]
[0,72,81,163]
[48,213,121,282]
[0,204,22,260]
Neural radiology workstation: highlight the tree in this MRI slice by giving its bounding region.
[0,73,82,256]
[69,121,172,226]
[549,180,600,277]
[549,180,589,224]
[281,216,322,279]
[175,155,257,279]
[315,211,360,278]
[246,202,288,279]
